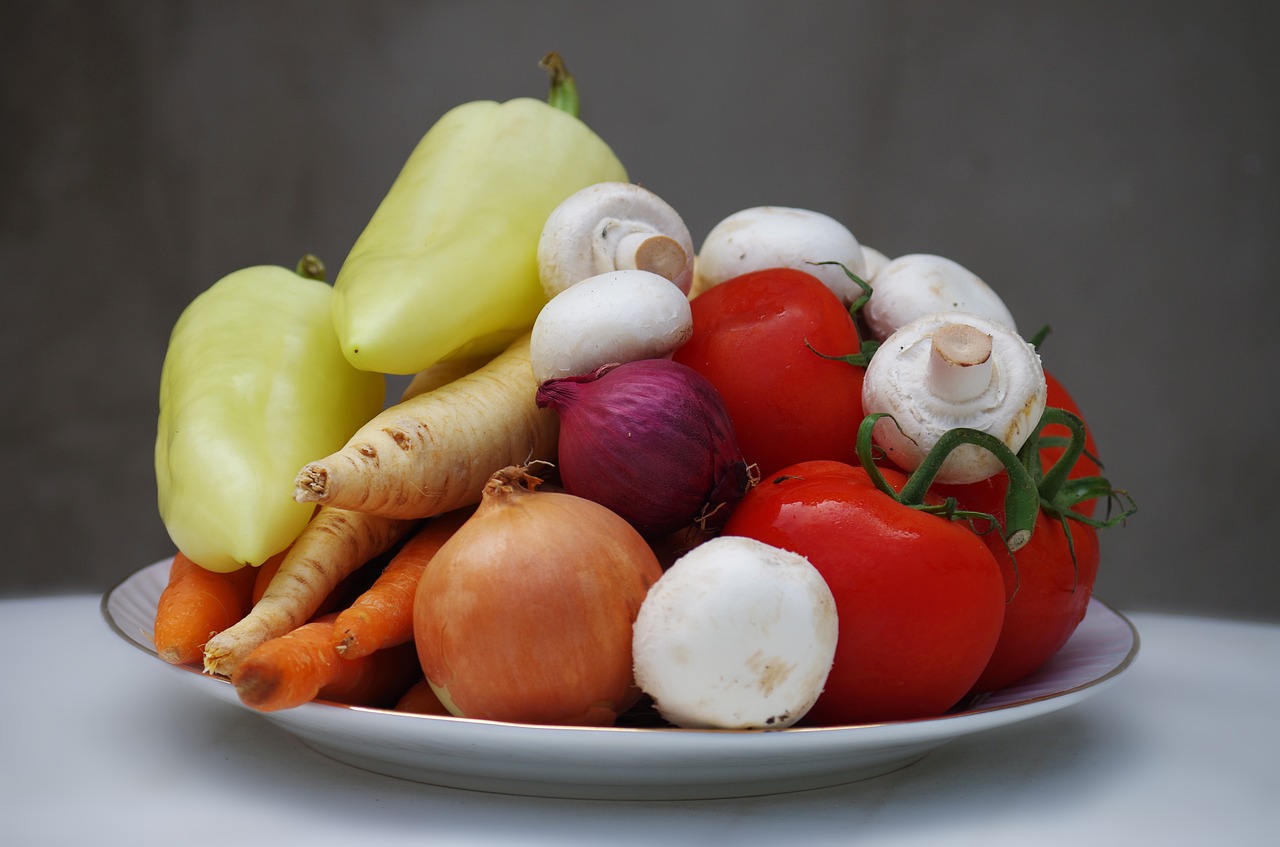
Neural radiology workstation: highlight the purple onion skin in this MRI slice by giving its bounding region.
[535,359,752,537]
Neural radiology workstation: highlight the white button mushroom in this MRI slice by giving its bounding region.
[860,244,891,282]
[537,182,695,297]
[862,312,1047,485]
[862,254,1017,342]
[692,206,868,306]
[529,269,694,382]
[632,535,839,730]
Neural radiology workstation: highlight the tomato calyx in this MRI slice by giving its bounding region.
[1021,407,1137,530]
[854,413,1041,553]
[1000,406,1137,599]
[806,260,881,367]
[1021,323,1127,523]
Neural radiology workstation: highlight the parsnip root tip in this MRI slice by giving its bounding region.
[203,638,243,677]
[294,466,329,502]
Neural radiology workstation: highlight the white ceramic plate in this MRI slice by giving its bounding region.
[103,558,1139,800]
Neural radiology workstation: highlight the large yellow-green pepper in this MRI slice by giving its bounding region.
[332,54,628,375]
[156,257,385,572]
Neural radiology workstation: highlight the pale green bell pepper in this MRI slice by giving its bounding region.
[156,257,386,572]
[332,54,628,375]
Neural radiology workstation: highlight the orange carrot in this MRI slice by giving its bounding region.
[202,506,414,677]
[231,614,422,712]
[153,552,257,665]
[395,679,450,715]
[322,642,422,709]
[332,506,473,659]
[292,334,559,520]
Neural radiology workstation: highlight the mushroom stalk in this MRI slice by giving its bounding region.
[615,232,688,280]
[927,322,994,403]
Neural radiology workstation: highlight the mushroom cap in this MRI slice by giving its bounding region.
[529,270,693,382]
[862,254,1016,342]
[862,311,1047,484]
[692,206,868,306]
[632,535,838,730]
[537,182,695,298]
[860,244,891,282]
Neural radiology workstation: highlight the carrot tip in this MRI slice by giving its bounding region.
[233,667,289,711]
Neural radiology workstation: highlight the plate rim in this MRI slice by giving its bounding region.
[101,556,1140,737]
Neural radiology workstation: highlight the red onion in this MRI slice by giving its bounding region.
[535,359,752,537]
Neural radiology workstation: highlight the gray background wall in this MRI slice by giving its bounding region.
[3,1,1277,623]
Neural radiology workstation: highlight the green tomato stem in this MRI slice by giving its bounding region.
[809,260,875,317]
[1019,407,1137,528]
[802,261,880,368]
[854,413,1041,551]
[806,337,880,369]
[1031,407,1087,502]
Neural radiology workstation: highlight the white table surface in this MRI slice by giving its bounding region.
[2,593,1276,847]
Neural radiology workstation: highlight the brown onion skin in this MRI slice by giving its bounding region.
[412,468,663,726]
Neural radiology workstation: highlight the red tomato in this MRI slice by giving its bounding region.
[672,268,865,478]
[722,460,1005,725]
[981,516,1099,691]
[938,472,1100,693]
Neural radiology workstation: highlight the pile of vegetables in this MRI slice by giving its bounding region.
[149,55,1134,730]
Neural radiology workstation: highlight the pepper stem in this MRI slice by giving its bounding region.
[295,254,326,282]
[539,52,580,118]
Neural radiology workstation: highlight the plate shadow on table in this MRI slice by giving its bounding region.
[156,680,1146,844]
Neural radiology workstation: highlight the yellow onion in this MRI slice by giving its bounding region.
[534,359,752,537]
[412,466,663,726]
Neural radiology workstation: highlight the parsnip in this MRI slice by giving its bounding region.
[293,333,559,519]
[202,507,413,677]
[399,353,496,402]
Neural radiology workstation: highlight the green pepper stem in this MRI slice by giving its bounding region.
[539,52,580,118]
[295,254,326,282]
